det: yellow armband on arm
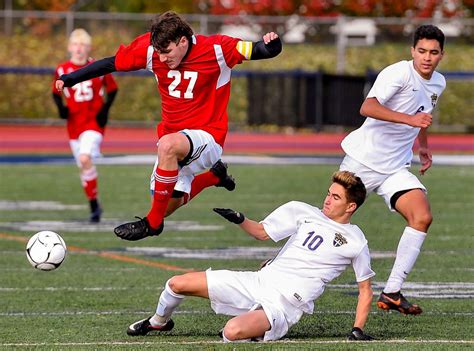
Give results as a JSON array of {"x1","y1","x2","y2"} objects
[{"x1": 236, "y1": 41, "x2": 253, "y2": 60}]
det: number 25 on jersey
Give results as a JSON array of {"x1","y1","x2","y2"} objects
[
  {"x1": 168, "y1": 70, "x2": 198, "y2": 99},
  {"x1": 73, "y1": 81, "x2": 93, "y2": 102}
]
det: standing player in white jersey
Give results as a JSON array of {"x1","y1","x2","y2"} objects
[
  {"x1": 55, "y1": 11, "x2": 282, "y2": 240},
  {"x1": 340, "y1": 25, "x2": 446, "y2": 315},
  {"x1": 126, "y1": 171, "x2": 375, "y2": 342}
]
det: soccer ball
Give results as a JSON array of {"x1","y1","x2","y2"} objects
[{"x1": 26, "y1": 231, "x2": 67, "y2": 271}]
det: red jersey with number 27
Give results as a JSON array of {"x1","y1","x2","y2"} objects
[
  {"x1": 53, "y1": 59, "x2": 118, "y2": 139},
  {"x1": 114, "y1": 33, "x2": 245, "y2": 146}
]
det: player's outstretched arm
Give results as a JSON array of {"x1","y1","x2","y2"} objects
[
  {"x1": 55, "y1": 56, "x2": 116, "y2": 91},
  {"x1": 248, "y1": 32, "x2": 282, "y2": 60},
  {"x1": 360, "y1": 97, "x2": 432, "y2": 128},
  {"x1": 348, "y1": 279, "x2": 374, "y2": 341},
  {"x1": 213, "y1": 208, "x2": 270, "y2": 240}
]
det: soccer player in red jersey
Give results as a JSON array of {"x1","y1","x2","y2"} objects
[
  {"x1": 53, "y1": 29, "x2": 118, "y2": 223},
  {"x1": 55, "y1": 12, "x2": 282, "y2": 240}
]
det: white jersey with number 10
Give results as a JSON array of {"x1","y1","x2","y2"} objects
[{"x1": 259, "y1": 201, "x2": 375, "y2": 314}]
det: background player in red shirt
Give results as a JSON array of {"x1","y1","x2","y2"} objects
[
  {"x1": 53, "y1": 28, "x2": 118, "y2": 223},
  {"x1": 56, "y1": 12, "x2": 282, "y2": 240}
]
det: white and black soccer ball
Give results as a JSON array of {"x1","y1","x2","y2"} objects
[{"x1": 26, "y1": 231, "x2": 67, "y2": 271}]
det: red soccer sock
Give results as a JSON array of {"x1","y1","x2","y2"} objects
[
  {"x1": 189, "y1": 171, "x2": 219, "y2": 200},
  {"x1": 147, "y1": 168, "x2": 178, "y2": 229},
  {"x1": 80, "y1": 167, "x2": 98, "y2": 200}
]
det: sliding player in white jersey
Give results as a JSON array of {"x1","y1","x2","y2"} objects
[
  {"x1": 340, "y1": 25, "x2": 446, "y2": 315},
  {"x1": 126, "y1": 171, "x2": 375, "y2": 342}
]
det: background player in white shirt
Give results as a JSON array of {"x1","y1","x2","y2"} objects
[
  {"x1": 126, "y1": 171, "x2": 375, "y2": 342},
  {"x1": 340, "y1": 25, "x2": 446, "y2": 315}
]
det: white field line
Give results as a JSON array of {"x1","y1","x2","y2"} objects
[
  {"x1": 1, "y1": 282, "x2": 473, "y2": 291},
  {"x1": 0, "y1": 267, "x2": 141, "y2": 271},
  {"x1": 1, "y1": 309, "x2": 472, "y2": 317},
  {"x1": 0, "y1": 286, "x2": 159, "y2": 292},
  {"x1": 124, "y1": 247, "x2": 397, "y2": 259},
  {"x1": 2, "y1": 247, "x2": 471, "y2": 260},
  {"x1": 0, "y1": 220, "x2": 223, "y2": 233},
  {"x1": 1, "y1": 281, "x2": 474, "y2": 300},
  {"x1": 0, "y1": 200, "x2": 86, "y2": 211},
  {"x1": 1, "y1": 339, "x2": 473, "y2": 347},
  {"x1": 3, "y1": 154, "x2": 472, "y2": 166},
  {"x1": 94, "y1": 154, "x2": 474, "y2": 166}
]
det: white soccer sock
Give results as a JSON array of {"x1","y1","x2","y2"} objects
[
  {"x1": 150, "y1": 280, "x2": 185, "y2": 326},
  {"x1": 384, "y1": 226, "x2": 427, "y2": 294}
]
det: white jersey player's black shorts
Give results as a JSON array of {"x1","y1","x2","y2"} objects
[{"x1": 340, "y1": 155, "x2": 426, "y2": 211}]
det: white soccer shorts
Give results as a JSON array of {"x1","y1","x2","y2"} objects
[
  {"x1": 340, "y1": 155, "x2": 426, "y2": 211},
  {"x1": 150, "y1": 129, "x2": 223, "y2": 195},
  {"x1": 69, "y1": 130, "x2": 103, "y2": 167},
  {"x1": 206, "y1": 269, "x2": 304, "y2": 341}
]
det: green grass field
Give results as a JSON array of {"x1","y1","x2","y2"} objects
[{"x1": 0, "y1": 163, "x2": 473, "y2": 350}]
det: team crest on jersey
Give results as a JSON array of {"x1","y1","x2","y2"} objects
[
  {"x1": 431, "y1": 93, "x2": 438, "y2": 107},
  {"x1": 333, "y1": 233, "x2": 347, "y2": 247}
]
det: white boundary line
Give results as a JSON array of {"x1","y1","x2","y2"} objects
[
  {"x1": 1, "y1": 339, "x2": 473, "y2": 347},
  {"x1": 1, "y1": 309, "x2": 472, "y2": 317},
  {"x1": 96, "y1": 154, "x2": 474, "y2": 166},
  {"x1": 2, "y1": 154, "x2": 472, "y2": 166},
  {"x1": 1, "y1": 281, "x2": 473, "y2": 299}
]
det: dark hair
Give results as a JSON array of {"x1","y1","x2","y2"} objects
[
  {"x1": 150, "y1": 11, "x2": 193, "y2": 52},
  {"x1": 413, "y1": 25, "x2": 445, "y2": 51},
  {"x1": 332, "y1": 170, "x2": 367, "y2": 211}
]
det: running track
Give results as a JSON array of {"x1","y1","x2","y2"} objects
[{"x1": 0, "y1": 124, "x2": 473, "y2": 155}]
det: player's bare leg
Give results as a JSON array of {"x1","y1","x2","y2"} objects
[
  {"x1": 166, "y1": 273, "x2": 270, "y2": 342},
  {"x1": 222, "y1": 310, "x2": 270, "y2": 342},
  {"x1": 114, "y1": 133, "x2": 190, "y2": 241},
  {"x1": 165, "y1": 196, "x2": 187, "y2": 217},
  {"x1": 127, "y1": 272, "x2": 207, "y2": 336},
  {"x1": 378, "y1": 189, "x2": 431, "y2": 315},
  {"x1": 79, "y1": 154, "x2": 101, "y2": 223},
  {"x1": 168, "y1": 272, "x2": 209, "y2": 297},
  {"x1": 163, "y1": 160, "x2": 236, "y2": 217},
  {"x1": 395, "y1": 189, "x2": 432, "y2": 233}
]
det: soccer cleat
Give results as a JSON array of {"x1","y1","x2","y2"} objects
[
  {"x1": 89, "y1": 199, "x2": 102, "y2": 223},
  {"x1": 114, "y1": 217, "x2": 163, "y2": 241},
  {"x1": 127, "y1": 316, "x2": 174, "y2": 336},
  {"x1": 377, "y1": 291, "x2": 423, "y2": 315},
  {"x1": 89, "y1": 206, "x2": 102, "y2": 223},
  {"x1": 210, "y1": 160, "x2": 236, "y2": 191}
]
